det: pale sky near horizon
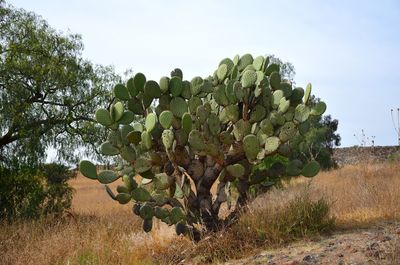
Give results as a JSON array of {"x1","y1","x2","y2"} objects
[{"x1": 9, "y1": 0, "x2": 400, "y2": 148}]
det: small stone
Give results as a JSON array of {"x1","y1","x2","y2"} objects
[
  {"x1": 338, "y1": 253, "x2": 344, "y2": 258},
  {"x1": 367, "y1": 242, "x2": 379, "y2": 250}
]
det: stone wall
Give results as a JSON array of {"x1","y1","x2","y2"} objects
[{"x1": 333, "y1": 146, "x2": 400, "y2": 166}]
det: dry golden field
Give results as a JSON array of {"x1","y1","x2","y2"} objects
[{"x1": 1, "y1": 161, "x2": 400, "y2": 265}]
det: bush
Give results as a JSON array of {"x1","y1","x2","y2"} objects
[{"x1": 0, "y1": 163, "x2": 76, "y2": 220}]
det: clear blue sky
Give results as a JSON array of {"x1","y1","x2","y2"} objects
[{"x1": 10, "y1": 0, "x2": 400, "y2": 147}]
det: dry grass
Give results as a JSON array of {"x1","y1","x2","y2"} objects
[
  {"x1": 311, "y1": 161, "x2": 400, "y2": 228},
  {"x1": 1, "y1": 161, "x2": 400, "y2": 264}
]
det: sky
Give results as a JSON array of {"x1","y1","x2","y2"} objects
[{"x1": 9, "y1": 0, "x2": 400, "y2": 147}]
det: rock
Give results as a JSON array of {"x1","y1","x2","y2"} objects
[
  {"x1": 302, "y1": 254, "x2": 317, "y2": 263},
  {"x1": 367, "y1": 242, "x2": 379, "y2": 250}
]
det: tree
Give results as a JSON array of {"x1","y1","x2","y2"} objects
[
  {"x1": 79, "y1": 54, "x2": 327, "y2": 241},
  {"x1": 0, "y1": 162, "x2": 76, "y2": 220},
  {"x1": 0, "y1": 2, "x2": 118, "y2": 167}
]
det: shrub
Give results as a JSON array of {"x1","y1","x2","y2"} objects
[
  {"x1": 79, "y1": 54, "x2": 327, "y2": 240},
  {"x1": 0, "y1": 163, "x2": 75, "y2": 220}
]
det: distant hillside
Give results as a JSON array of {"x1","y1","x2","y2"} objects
[{"x1": 333, "y1": 146, "x2": 399, "y2": 166}]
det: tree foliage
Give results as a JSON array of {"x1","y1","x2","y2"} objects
[
  {"x1": 0, "y1": 163, "x2": 76, "y2": 220},
  {"x1": 0, "y1": 2, "x2": 118, "y2": 166}
]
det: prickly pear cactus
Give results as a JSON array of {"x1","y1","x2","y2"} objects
[{"x1": 79, "y1": 54, "x2": 326, "y2": 241}]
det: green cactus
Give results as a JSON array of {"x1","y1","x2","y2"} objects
[
  {"x1": 95, "y1": 109, "x2": 113, "y2": 126},
  {"x1": 133, "y1": 73, "x2": 146, "y2": 93},
  {"x1": 169, "y1": 76, "x2": 183, "y2": 97},
  {"x1": 311, "y1": 101, "x2": 327, "y2": 116},
  {"x1": 144, "y1": 80, "x2": 161, "y2": 99},
  {"x1": 241, "y1": 70, "x2": 257, "y2": 88},
  {"x1": 145, "y1": 113, "x2": 157, "y2": 132},
  {"x1": 116, "y1": 193, "x2": 131, "y2": 204},
  {"x1": 79, "y1": 160, "x2": 97, "y2": 180},
  {"x1": 162, "y1": 129, "x2": 174, "y2": 149},
  {"x1": 243, "y1": 134, "x2": 261, "y2": 160},
  {"x1": 113, "y1": 84, "x2": 130, "y2": 100},
  {"x1": 100, "y1": 142, "x2": 119, "y2": 156},
  {"x1": 98, "y1": 170, "x2": 119, "y2": 184},
  {"x1": 181, "y1": 112, "x2": 192, "y2": 134},
  {"x1": 80, "y1": 54, "x2": 326, "y2": 241},
  {"x1": 170, "y1": 97, "x2": 188, "y2": 118}
]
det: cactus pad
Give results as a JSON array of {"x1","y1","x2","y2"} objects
[
  {"x1": 127, "y1": 78, "x2": 138, "y2": 97},
  {"x1": 126, "y1": 131, "x2": 142, "y2": 145},
  {"x1": 145, "y1": 113, "x2": 157, "y2": 132},
  {"x1": 253, "y1": 56, "x2": 264, "y2": 71},
  {"x1": 162, "y1": 129, "x2": 174, "y2": 149},
  {"x1": 100, "y1": 142, "x2": 119, "y2": 156},
  {"x1": 286, "y1": 159, "x2": 303, "y2": 176},
  {"x1": 243, "y1": 134, "x2": 261, "y2": 160},
  {"x1": 141, "y1": 131, "x2": 152, "y2": 150},
  {"x1": 279, "y1": 122, "x2": 297, "y2": 142},
  {"x1": 159, "y1": 76, "x2": 169, "y2": 93},
  {"x1": 311, "y1": 101, "x2": 327, "y2": 115},
  {"x1": 233, "y1": 119, "x2": 251, "y2": 141},
  {"x1": 207, "y1": 113, "x2": 220, "y2": 135},
  {"x1": 302, "y1": 160, "x2": 320, "y2": 177},
  {"x1": 95, "y1": 109, "x2": 113, "y2": 126},
  {"x1": 79, "y1": 160, "x2": 97, "y2": 180},
  {"x1": 188, "y1": 130, "x2": 205, "y2": 151},
  {"x1": 269, "y1": 71, "x2": 281, "y2": 90},
  {"x1": 118, "y1": 111, "x2": 135, "y2": 125},
  {"x1": 238, "y1": 54, "x2": 253, "y2": 71},
  {"x1": 98, "y1": 170, "x2": 119, "y2": 184},
  {"x1": 134, "y1": 157, "x2": 152, "y2": 173},
  {"x1": 181, "y1": 112, "x2": 192, "y2": 134},
  {"x1": 170, "y1": 76, "x2": 183, "y2": 97},
  {"x1": 114, "y1": 84, "x2": 130, "y2": 100},
  {"x1": 217, "y1": 64, "x2": 228, "y2": 81},
  {"x1": 170, "y1": 97, "x2": 188, "y2": 118},
  {"x1": 265, "y1": 136, "x2": 280, "y2": 154},
  {"x1": 159, "y1": 110, "x2": 173, "y2": 129},
  {"x1": 294, "y1": 104, "x2": 311, "y2": 123},
  {"x1": 127, "y1": 97, "x2": 144, "y2": 115},
  {"x1": 133, "y1": 73, "x2": 146, "y2": 93},
  {"x1": 144, "y1": 80, "x2": 161, "y2": 99},
  {"x1": 226, "y1": 164, "x2": 245, "y2": 179},
  {"x1": 116, "y1": 193, "x2": 131, "y2": 204},
  {"x1": 120, "y1": 146, "x2": 136, "y2": 162},
  {"x1": 132, "y1": 187, "x2": 152, "y2": 202},
  {"x1": 171, "y1": 68, "x2": 183, "y2": 79},
  {"x1": 241, "y1": 70, "x2": 257, "y2": 88},
  {"x1": 304, "y1": 83, "x2": 312, "y2": 104}
]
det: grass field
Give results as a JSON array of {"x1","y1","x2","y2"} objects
[{"x1": 1, "y1": 161, "x2": 400, "y2": 264}]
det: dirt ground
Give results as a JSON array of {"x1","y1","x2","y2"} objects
[{"x1": 225, "y1": 222, "x2": 400, "y2": 265}]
